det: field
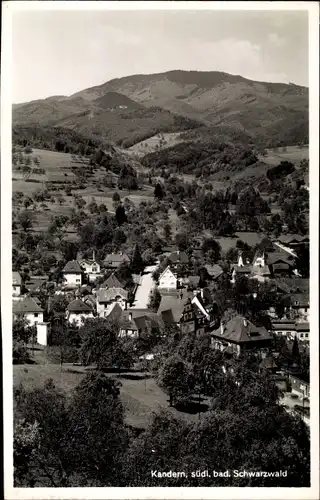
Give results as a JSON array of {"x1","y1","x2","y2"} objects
[
  {"x1": 14, "y1": 357, "x2": 202, "y2": 429},
  {"x1": 12, "y1": 148, "x2": 155, "y2": 232},
  {"x1": 259, "y1": 145, "x2": 308, "y2": 167},
  {"x1": 210, "y1": 231, "x2": 265, "y2": 253},
  {"x1": 127, "y1": 131, "x2": 187, "y2": 156}
]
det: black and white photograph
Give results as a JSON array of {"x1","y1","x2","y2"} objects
[{"x1": 1, "y1": 1, "x2": 319, "y2": 498}]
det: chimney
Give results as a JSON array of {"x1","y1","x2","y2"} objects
[
  {"x1": 220, "y1": 321, "x2": 225, "y2": 335},
  {"x1": 129, "y1": 312, "x2": 132, "y2": 321},
  {"x1": 200, "y1": 288, "x2": 204, "y2": 299},
  {"x1": 93, "y1": 250, "x2": 95, "y2": 262},
  {"x1": 243, "y1": 318, "x2": 247, "y2": 327},
  {"x1": 177, "y1": 250, "x2": 180, "y2": 256}
]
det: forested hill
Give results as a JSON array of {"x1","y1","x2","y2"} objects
[{"x1": 13, "y1": 70, "x2": 308, "y2": 149}]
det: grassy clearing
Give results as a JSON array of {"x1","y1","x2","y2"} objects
[
  {"x1": 259, "y1": 146, "x2": 308, "y2": 167},
  {"x1": 208, "y1": 232, "x2": 265, "y2": 253},
  {"x1": 127, "y1": 131, "x2": 187, "y2": 156},
  {"x1": 13, "y1": 362, "x2": 200, "y2": 429}
]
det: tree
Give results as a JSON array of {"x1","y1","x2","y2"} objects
[
  {"x1": 202, "y1": 238, "x2": 221, "y2": 263},
  {"x1": 154, "y1": 182, "x2": 164, "y2": 200},
  {"x1": 130, "y1": 244, "x2": 144, "y2": 274},
  {"x1": 17, "y1": 210, "x2": 34, "y2": 232},
  {"x1": 163, "y1": 223, "x2": 172, "y2": 241},
  {"x1": 115, "y1": 205, "x2": 127, "y2": 226},
  {"x1": 112, "y1": 192, "x2": 121, "y2": 210},
  {"x1": 157, "y1": 355, "x2": 195, "y2": 407},
  {"x1": 147, "y1": 287, "x2": 161, "y2": 312},
  {"x1": 88, "y1": 197, "x2": 99, "y2": 214},
  {"x1": 79, "y1": 318, "x2": 119, "y2": 369}
]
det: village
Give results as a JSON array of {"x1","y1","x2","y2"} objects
[{"x1": 12, "y1": 230, "x2": 310, "y2": 427}]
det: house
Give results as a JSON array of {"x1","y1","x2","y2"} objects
[
  {"x1": 290, "y1": 292, "x2": 310, "y2": 321},
  {"x1": 12, "y1": 271, "x2": 22, "y2": 297},
  {"x1": 259, "y1": 355, "x2": 279, "y2": 373},
  {"x1": 36, "y1": 322, "x2": 51, "y2": 346},
  {"x1": 204, "y1": 264, "x2": 223, "y2": 281},
  {"x1": 66, "y1": 299, "x2": 94, "y2": 327},
  {"x1": 185, "y1": 275, "x2": 201, "y2": 290},
  {"x1": 157, "y1": 289, "x2": 194, "y2": 325},
  {"x1": 266, "y1": 252, "x2": 294, "y2": 277},
  {"x1": 158, "y1": 266, "x2": 178, "y2": 290},
  {"x1": 167, "y1": 250, "x2": 190, "y2": 274},
  {"x1": 62, "y1": 260, "x2": 83, "y2": 288},
  {"x1": 271, "y1": 319, "x2": 309, "y2": 342},
  {"x1": 289, "y1": 374, "x2": 310, "y2": 399},
  {"x1": 103, "y1": 252, "x2": 130, "y2": 270},
  {"x1": 278, "y1": 234, "x2": 309, "y2": 250},
  {"x1": 12, "y1": 297, "x2": 44, "y2": 327},
  {"x1": 180, "y1": 291, "x2": 217, "y2": 336},
  {"x1": 96, "y1": 287, "x2": 128, "y2": 318},
  {"x1": 251, "y1": 251, "x2": 271, "y2": 282},
  {"x1": 231, "y1": 252, "x2": 252, "y2": 282},
  {"x1": 211, "y1": 316, "x2": 273, "y2": 355},
  {"x1": 79, "y1": 251, "x2": 102, "y2": 283},
  {"x1": 25, "y1": 275, "x2": 48, "y2": 295},
  {"x1": 119, "y1": 310, "x2": 163, "y2": 338}
]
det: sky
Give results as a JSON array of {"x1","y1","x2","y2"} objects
[{"x1": 12, "y1": 9, "x2": 309, "y2": 103}]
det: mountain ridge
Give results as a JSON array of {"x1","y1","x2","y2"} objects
[{"x1": 12, "y1": 69, "x2": 308, "y2": 148}]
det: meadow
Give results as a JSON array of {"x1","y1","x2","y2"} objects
[{"x1": 259, "y1": 145, "x2": 309, "y2": 167}]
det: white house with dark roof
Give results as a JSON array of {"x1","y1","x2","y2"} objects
[
  {"x1": 62, "y1": 260, "x2": 83, "y2": 288},
  {"x1": 12, "y1": 297, "x2": 44, "y2": 327},
  {"x1": 66, "y1": 299, "x2": 94, "y2": 327},
  {"x1": 158, "y1": 266, "x2": 178, "y2": 290},
  {"x1": 12, "y1": 271, "x2": 22, "y2": 297}
]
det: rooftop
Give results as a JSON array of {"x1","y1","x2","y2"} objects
[
  {"x1": 212, "y1": 316, "x2": 272, "y2": 344},
  {"x1": 13, "y1": 297, "x2": 43, "y2": 314},
  {"x1": 63, "y1": 260, "x2": 82, "y2": 274},
  {"x1": 67, "y1": 299, "x2": 93, "y2": 313},
  {"x1": 102, "y1": 272, "x2": 126, "y2": 289},
  {"x1": 97, "y1": 287, "x2": 128, "y2": 302},
  {"x1": 103, "y1": 253, "x2": 130, "y2": 264}
]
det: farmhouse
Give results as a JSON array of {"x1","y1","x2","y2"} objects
[
  {"x1": 12, "y1": 271, "x2": 22, "y2": 297},
  {"x1": 66, "y1": 299, "x2": 94, "y2": 327},
  {"x1": 211, "y1": 316, "x2": 272, "y2": 355},
  {"x1": 119, "y1": 310, "x2": 163, "y2": 338},
  {"x1": 180, "y1": 291, "x2": 216, "y2": 336},
  {"x1": 62, "y1": 260, "x2": 83, "y2": 288},
  {"x1": 12, "y1": 297, "x2": 44, "y2": 327}
]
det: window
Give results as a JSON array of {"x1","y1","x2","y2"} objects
[
  {"x1": 304, "y1": 308, "x2": 308, "y2": 313},
  {"x1": 34, "y1": 313, "x2": 38, "y2": 318},
  {"x1": 305, "y1": 333, "x2": 309, "y2": 339},
  {"x1": 76, "y1": 279, "x2": 80, "y2": 283},
  {"x1": 300, "y1": 333, "x2": 304, "y2": 339},
  {"x1": 92, "y1": 266, "x2": 97, "y2": 272}
]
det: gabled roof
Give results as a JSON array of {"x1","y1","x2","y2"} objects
[
  {"x1": 157, "y1": 289, "x2": 193, "y2": 323},
  {"x1": 168, "y1": 251, "x2": 189, "y2": 264},
  {"x1": 267, "y1": 252, "x2": 293, "y2": 266},
  {"x1": 63, "y1": 260, "x2": 82, "y2": 274},
  {"x1": 12, "y1": 272, "x2": 22, "y2": 285},
  {"x1": 233, "y1": 265, "x2": 252, "y2": 274},
  {"x1": 212, "y1": 316, "x2": 272, "y2": 344},
  {"x1": 279, "y1": 234, "x2": 309, "y2": 245},
  {"x1": 13, "y1": 297, "x2": 43, "y2": 314},
  {"x1": 205, "y1": 264, "x2": 223, "y2": 279},
  {"x1": 67, "y1": 299, "x2": 93, "y2": 313},
  {"x1": 280, "y1": 278, "x2": 309, "y2": 293},
  {"x1": 102, "y1": 272, "x2": 126, "y2": 289},
  {"x1": 106, "y1": 302, "x2": 124, "y2": 322},
  {"x1": 103, "y1": 253, "x2": 130, "y2": 264},
  {"x1": 159, "y1": 266, "x2": 176, "y2": 280},
  {"x1": 97, "y1": 287, "x2": 128, "y2": 302}
]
